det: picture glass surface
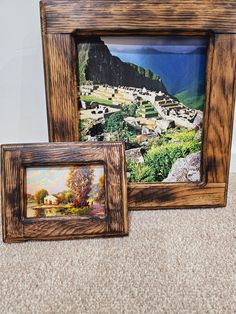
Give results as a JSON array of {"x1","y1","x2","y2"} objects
[
  {"x1": 77, "y1": 36, "x2": 208, "y2": 183},
  {"x1": 26, "y1": 165, "x2": 105, "y2": 218}
]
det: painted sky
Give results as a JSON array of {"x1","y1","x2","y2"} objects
[{"x1": 26, "y1": 165, "x2": 104, "y2": 195}]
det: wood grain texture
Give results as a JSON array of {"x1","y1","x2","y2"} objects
[
  {"x1": 23, "y1": 219, "x2": 106, "y2": 239},
  {"x1": 1, "y1": 150, "x2": 23, "y2": 241},
  {"x1": 1, "y1": 142, "x2": 128, "y2": 243},
  {"x1": 128, "y1": 183, "x2": 226, "y2": 210},
  {"x1": 40, "y1": 1, "x2": 236, "y2": 209},
  {"x1": 41, "y1": 0, "x2": 236, "y2": 34},
  {"x1": 41, "y1": 33, "x2": 79, "y2": 142},
  {"x1": 104, "y1": 143, "x2": 128, "y2": 233},
  {"x1": 204, "y1": 34, "x2": 236, "y2": 184},
  {"x1": 20, "y1": 146, "x2": 104, "y2": 165}
]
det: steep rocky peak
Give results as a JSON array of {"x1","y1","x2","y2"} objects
[{"x1": 78, "y1": 36, "x2": 167, "y2": 93}]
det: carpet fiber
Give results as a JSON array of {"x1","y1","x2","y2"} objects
[{"x1": 0, "y1": 175, "x2": 235, "y2": 314}]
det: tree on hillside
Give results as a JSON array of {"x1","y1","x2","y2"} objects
[
  {"x1": 95, "y1": 175, "x2": 105, "y2": 202},
  {"x1": 122, "y1": 104, "x2": 137, "y2": 117},
  {"x1": 67, "y1": 167, "x2": 94, "y2": 208},
  {"x1": 34, "y1": 189, "x2": 48, "y2": 205},
  {"x1": 104, "y1": 112, "x2": 125, "y2": 133}
]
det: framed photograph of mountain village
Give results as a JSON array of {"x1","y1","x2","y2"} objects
[
  {"x1": 1, "y1": 142, "x2": 128, "y2": 243},
  {"x1": 40, "y1": 0, "x2": 236, "y2": 209}
]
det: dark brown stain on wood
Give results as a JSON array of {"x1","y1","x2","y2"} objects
[
  {"x1": 1, "y1": 142, "x2": 128, "y2": 243},
  {"x1": 40, "y1": 1, "x2": 236, "y2": 210},
  {"x1": 41, "y1": 1, "x2": 236, "y2": 34}
]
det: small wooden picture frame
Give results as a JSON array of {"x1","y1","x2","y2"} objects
[
  {"x1": 1, "y1": 142, "x2": 128, "y2": 243},
  {"x1": 40, "y1": 1, "x2": 236, "y2": 210}
]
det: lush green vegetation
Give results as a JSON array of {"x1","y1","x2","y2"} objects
[
  {"x1": 79, "y1": 118, "x2": 103, "y2": 142},
  {"x1": 79, "y1": 89, "x2": 202, "y2": 183},
  {"x1": 127, "y1": 160, "x2": 156, "y2": 182},
  {"x1": 137, "y1": 101, "x2": 159, "y2": 118},
  {"x1": 60, "y1": 205, "x2": 90, "y2": 216},
  {"x1": 121, "y1": 104, "x2": 137, "y2": 117},
  {"x1": 104, "y1": 111, "x2": 124, "y2": 132},
  {"x1": 128, "y1": 62, "x2": 161, "y2": 81},
  {"x1": 127, "y1": 129, "x2": 201, "y2": 182},
  {"x1": 175, "y1": 91, "x2": 205, "y2": 111},
  {"x1": 104, "y1": 112, "x2": 138, "y2": 143},
  {"x1": 78, "y1": 44, "x2": 89, "y2": 85}
]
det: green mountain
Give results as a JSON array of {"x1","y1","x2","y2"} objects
[
  {"x1": 77, "y1": 36, "x2": 168, "y2": 93},
  {"x1": 175, "y1": 80, "x2": 205, "y2": 111}
]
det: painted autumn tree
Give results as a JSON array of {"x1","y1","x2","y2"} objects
[
  {"x1": 66, "y1": 167, "x2": 94, "y2": 207},
  {"x1": 34, "y1": 189, "x2": 48, "y2": 204},
  {"x1": 95, "y1": 175, "x2": 105, "y2": 202},
  {"x1": 56, "y1": 193, "x2": 66, "y2": 204}
]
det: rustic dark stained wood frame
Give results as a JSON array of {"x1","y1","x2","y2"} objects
[
  {"x1": 40, "y1": 0, "x2": 236, "y2": 210},
  {"x1": 1, "y1": 142, "x2": 128, "y2": 243}
]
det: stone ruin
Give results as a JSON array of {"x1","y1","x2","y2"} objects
[{"x1": 80, "y1": 84, "x2": 203, "y2": 130}]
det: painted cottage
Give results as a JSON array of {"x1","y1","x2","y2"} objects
[{"x1": 44, "y1": 194, "x2": 59, "y2": 205}]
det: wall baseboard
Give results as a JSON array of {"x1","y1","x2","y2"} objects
[{"x1": 230, "y1": 152, "x2": 236, "y2": 173}]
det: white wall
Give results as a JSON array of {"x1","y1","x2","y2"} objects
[
  {"x1": 0, "y1": 0, "x2": 48, "y2": 144},
  {"x1": 0, "y1": 0, "x2": 236, "y2": 172}
]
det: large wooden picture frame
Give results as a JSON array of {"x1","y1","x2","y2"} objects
[
  {"x1": 40, "y1": 0, "x2": 236, "y2": 210},
  {"x1": 1, "y1": 142, "x2": 128, "y2": 243}
]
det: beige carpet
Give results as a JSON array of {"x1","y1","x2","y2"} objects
[{"x1": 0, "y1": 176, "x2": 235, "y2": 314}]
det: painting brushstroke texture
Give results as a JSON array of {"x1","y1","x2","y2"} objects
[
  {"x1": 77, "y1": 36, "x2": 208, "y2": 183},
  {"x1": 26, "y1": 165, "x2": 105, "y2": 218}
]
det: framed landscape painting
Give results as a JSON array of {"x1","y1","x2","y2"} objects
[
  {"x1": 1, "y1": 142, "x2": 128, "y2": 243},
  {"x1": 26, "y1": 165, "x2": 105, "y2": 219},
  {"x1": 40, "y1": 0, "x2": 236, "y2": 210}
]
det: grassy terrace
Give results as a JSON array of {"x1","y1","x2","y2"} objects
[
  {"x1": 138, "y1": 102, "x2": 159, "y2": 118},
  {"x1": 80, "y1": 95, "x2": 121, "y2": 109}
]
